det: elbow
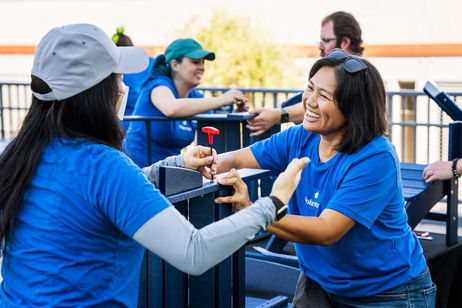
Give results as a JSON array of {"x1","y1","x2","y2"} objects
[
  {"x1": 317, "y1": 234, "x2": 342, "y2": 246},
  {"x1": 162, "y1": 108, "x2": 180, "y2": 118},
  {"x1": 177, "y1": 263, "x2": 210, "y2": 276},
  {"x1": 186, "y1": 267, "x2": 208, "y2": 276}
]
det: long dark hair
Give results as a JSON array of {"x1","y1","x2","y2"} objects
[
  {"x1": 309, "y1": 57, "x2": 387, "y2": 154},
  {"x1": 0, "y1": 73, "x2": 123, "y2": 240}
]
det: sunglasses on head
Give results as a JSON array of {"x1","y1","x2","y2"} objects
[{"x1": 326, "y1": 48, "x2": 367, "y2": 74}]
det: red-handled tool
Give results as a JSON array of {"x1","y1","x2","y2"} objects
[{"x1": 201, "y1": 126, "x2": 220, "y2": 181}]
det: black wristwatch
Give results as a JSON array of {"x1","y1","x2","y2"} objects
[
  {"x1": 270, "y1": 195, "x2": 288, "y2": 221},
  {"x1": 280, "y1": 108, "x2": 289, "y2": 123},
  {"x1": 452, "y1": 158, "x2": 461, "y2": 178}
]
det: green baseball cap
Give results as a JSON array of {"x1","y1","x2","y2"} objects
[{"x1": 165, "y1": 38, "x2": 215, "y2": 63}]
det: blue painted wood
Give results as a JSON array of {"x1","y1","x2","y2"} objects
[
  {"x1": 281, "y1": 92, "x2": 302, "y2": 108},
  {"x1": 189, "y1": 194, "x2": 217, "y2": 308},
  {"x1": 217, "y1": 189, "x2": 233, "y2": 308},
  {"x1": 164, "y1": 200, "x2": 188, "y2": 307},
  {"x1": 197, "y1": 119, "x2": 241, "y2": 154},
  {"x1": 138, "y1": 169, "x2": 272, "y2": 308},
  {"x1": 147, "y1": 254, "x2": 164, "y2": 307},
  {"x1": 246, "y1": 257, "x2": 300, "y2": 300},
  {"x1": 424, "y1": 82, "x2": 462, "y2": 121}
]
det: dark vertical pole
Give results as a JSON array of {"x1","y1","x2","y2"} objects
[
  {"x1": 446, "y1": 121, "x2": 462, "y2": 246},
  {"x1": 145, "y1": 121, "x2": 152, "y2": 166}
]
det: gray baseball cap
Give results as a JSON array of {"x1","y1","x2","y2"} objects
[{"x1": 31, "y1": 24, "x2": 149, "y2": 101}]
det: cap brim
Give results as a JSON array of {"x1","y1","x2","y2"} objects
[
  {"x1": 114, "y1": 46, "x2": 149, "y2": 74},
  {"x1": 185, "y1": 49, "x2": 216, "y2": 61}
]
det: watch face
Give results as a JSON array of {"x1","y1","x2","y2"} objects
[{"x1": 281, "y1": 109, "x2": 289, "y2": 123}]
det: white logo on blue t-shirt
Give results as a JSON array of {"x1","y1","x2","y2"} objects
[{"x1": 305, "y1": 195, "x2": 320, "y2": 208}]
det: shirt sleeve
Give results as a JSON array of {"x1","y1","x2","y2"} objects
[
  {"x1": 86, "y1": 147, "x2": 171, "y2": 237},
  {"x1": 326, "y1": 151, "x2": 401, "y2": 228},
  {"x1": 249, "y1": 127, "x2": 295, "y2": 175}
]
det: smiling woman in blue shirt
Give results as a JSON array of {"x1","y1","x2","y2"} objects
[
  {"x1": 124, "y1": 38, "x2": 248, "y2": 167},
  {"x1": 215, "y1": 49, "x2": 436, "y2": 307}
]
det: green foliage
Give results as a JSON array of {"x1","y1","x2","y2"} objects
[{"x1": 175, "y1": 11, "x2": 302, "y2": 88}]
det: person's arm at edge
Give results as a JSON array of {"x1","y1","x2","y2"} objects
[
  {"x1": 247, "y1": 103, "x2": 304, "y2": 137},
  {"x1": 151, "y1": 86, "x2": 246, "y2": 118},
  {"x1": 143, "y1": 145, "x2": 217, "y2": 187},
  {"x1": 423, "y1": 158, "x2": 462, "y2": 182},
  {"x1": 267, "y1": 209, "x2": 356, "y2": 246},
  {"x1": 133, "y1": 197, "x2": 276, "y2": 276},
  {"x1": 217, "y1": 147, "x2": 260, "y2": 174},
  {"x1": 133, "y1": 157, "x2": 308, "y2": 275}
]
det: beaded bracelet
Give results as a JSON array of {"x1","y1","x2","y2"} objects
[{"x1": 452, "y1": 158, "x2": 461, "y2": 179}]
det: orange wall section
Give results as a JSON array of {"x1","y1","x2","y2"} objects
[{"x1": 1, "y1": 44, "x2": 462, "y2": 57}]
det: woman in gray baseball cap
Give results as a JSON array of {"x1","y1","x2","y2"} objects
[
  {"x1": 0, "y1": 24, "x2": 307, "y2": 307},
  {"x1": 124, "y1": 38, "x2": 248, "y2": 168}
]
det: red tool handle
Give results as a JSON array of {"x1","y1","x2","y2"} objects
[{"x1": 201, "y1": 126, "x2": 220, "y2": 145}]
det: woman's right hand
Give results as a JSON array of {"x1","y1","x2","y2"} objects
[
  {"x1": 219, "y1": 88, "x2": 247, "y2": 107},
  {"x1": 270, "y1": 157, "x2": 310, "y2": 204},
  {"x1": 215, "y1": 169, "x2": 252, "y2": 211}
]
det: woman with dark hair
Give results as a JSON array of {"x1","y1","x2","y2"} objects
[
  {"x1": 0, "y1": 24, "x2": 308, "y2": 307},
  {"x1": 124, "y1": 38, "x2": 248, "y2": 167},
  {"x1": 214, "y1": 49, "x2": 436, "y2": 307}
]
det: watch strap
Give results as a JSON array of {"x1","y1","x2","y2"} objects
[
  {"x1": 280, "y1": 108, "x2": 289, "y2": 123},
  {"x1": 269, "y1": 195, "x2": 288, "y2": 221}
]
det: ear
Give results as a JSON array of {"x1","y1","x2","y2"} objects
[
  {"x1": 170, "y1": 59, "x2": 180, "y2": 72},
  {"x1": 340, "y1": 37, "x2": 352, "y2": 53}
]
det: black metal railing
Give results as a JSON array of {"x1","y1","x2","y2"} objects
[{"x1": 1, "y1": 82, "x2": 462, "y2": 164}]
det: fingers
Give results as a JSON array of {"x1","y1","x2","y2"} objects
[
  {"x1": 284, "y1": 157, "x2": 310, "y2": 180},
  {"x1": 249, "y1": 129, "x2": 265, "y2": 137},
  {"x1": 184, "y1": 145, "x2": 218, "y2": 171},
  {"x1": 216, "y1": 169, "x2": 239, "y2": 185},
  {"x1": 215, "y1": 196, "x2": 239, "y2": 204},
  {"x1": 249, "y1": 108, "x2": 264, "y2": 115},
  {"x1": 235, "y1": 102, "x2": 249, "y2": 112},
  {"x1": 217, "y1": 176, "x2": 239, "y2": 186},
  {"x1": 199, "y1": 166, "x2": 214, "y2": 179}
]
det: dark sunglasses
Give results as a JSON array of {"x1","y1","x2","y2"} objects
[{"x1": 326, "y1": 48, "x2": 367, "y2": 74}]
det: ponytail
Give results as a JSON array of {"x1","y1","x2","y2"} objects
[{"x1": 151, "y1": 55, "x2": 170, "y2": 78}]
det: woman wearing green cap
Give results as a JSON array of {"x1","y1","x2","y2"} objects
[{"x1": 124, "y1": 38, "x2": 248, "y2": 168}]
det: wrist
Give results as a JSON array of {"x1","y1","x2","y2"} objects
[
  {"x1": 452, "y1": 158, "x2": 461, "y2": 178},
  {"x1": 279, "y1": 107, "x2": 289, "y2": 123},
  {"x1": 269, "y1": 195, "x2": 288, "y2": 221}
]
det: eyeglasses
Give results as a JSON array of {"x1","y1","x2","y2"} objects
[
  {"x1": 326, "y1": 48, "x2": 367, "y2": 74},
  {"x1": 319, "y1": 37, "x2": 336, "y2": 45}
]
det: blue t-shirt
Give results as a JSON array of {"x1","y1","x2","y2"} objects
[
  {"x1": 124, "y1": 75, "x2": 203, "y2": 167},
  {"x1": 250, "y1": 125, "x2": 426, "y2": 297},
  {"x1": 121, "y1": 57, "x2": 155, "y2": 130},
  {"x1": 0, "y1": 138, "x2": 170, "y2": 307}
]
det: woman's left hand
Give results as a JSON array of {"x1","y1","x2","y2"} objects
[
  {"x1": 215, "y1": 169, "x2": 252, "y2": 211},
  {"x1": 182, "y1": 146, "x2": 217, "y2": 179},
  {"x1": 234, "y1": 101, "x2": 249, "y2": 112},
  {"x1": 423, "y1": 160, "x2": 452, "y2": 183}
]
